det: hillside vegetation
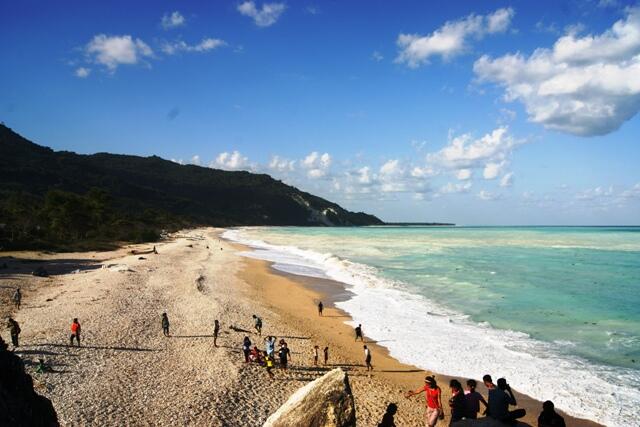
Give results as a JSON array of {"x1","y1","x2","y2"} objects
[{"x1": 0, "y1": 124, "x2": 382, "y2": 250}]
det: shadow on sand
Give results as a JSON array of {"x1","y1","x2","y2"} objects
[{"x1": 30, "y1": 343, "x2": 158, "y2": 352}]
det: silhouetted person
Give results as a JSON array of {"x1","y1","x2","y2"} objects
[
  {"x1": 323, "y1": 346, "x2": 329, "y2": 365},
  {"x1": 364, "y1": 345, "x2": 372, "y2": 371},
  {"x1": 278, "y1": 342, "x2": 291, "y2": 369},
  {"x1": 70, "y1": 318, "x2": 81, "y2": 346},
  {"x1": 464, "y1": 379, "x2": 487, "y2": 419},
  {"x1": 318, "y1": 301, "x2": 323, "y2": 316},
  {"x1": 242, "y1": 336, "x2": 251, "y2": 363},
  {"x1": 355, "y1": 324, "x2": 363, "y2": 341},
  {"x1": 13, "y1": 288, "x2": 21, "y2": 309},
  {"x1": 8, "y1": 318, "x2": 20, "y2": 348},
  {"x1": 378, "y1": 402, "x2": 398, "y2": 427},
  {"x1": 162, "y1": 313, "x2": 170, "y2": 337},
  {"x1": 538, "y1": 400, "x2": 566, "y2": 427},
  {"x1": 252, "y1": 314, "x2": 262, "y2": 336},
  {"x1": 448, "y1": 379, "x2": 466, "y2": 424},
  {"x1": 213, "y1": 319, "x2": 220, "y2": 347},
  {"x1": 484, "y1": 375, "x2": 526, "y2": 425}
]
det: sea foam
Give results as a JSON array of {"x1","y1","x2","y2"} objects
[{"x1": 223, "y1": 228, "x2": 640, "y2": 426}]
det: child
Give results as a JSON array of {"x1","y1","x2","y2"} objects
[
  {"x1": 264, "y1": 351, "x2": 275, "y2": 379},
  {"x1": 378, "y1": 402, "x2": 398, "y2": 427},
  {"x1": 70, "y1": 318, "x2": 81, "y2": 346},
  {"x1": 464, "y1": 379, "x2": 487, "y2": 419}
]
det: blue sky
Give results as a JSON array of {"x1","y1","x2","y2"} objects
[{"x1": 2, "y1": 0, "x2": 640, "y2": 224}]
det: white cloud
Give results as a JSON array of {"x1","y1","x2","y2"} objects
[
  {"x1": 483, "y1": 161, "x2": 505, "y2": 180},
  {"x1": 474, "y1": 7, "x2": 640, "y2": 136},
  {"x1": 440, "y1": 181, "x2": 472, "y2": 194},
  {"x1": 161, "y1": 11, "x2": 186, "y2": 30},
  {"x1": 478, "y1": 190, "x2": 502, "y2": 201},
  {"x1": 371, "y1": 51, "x2": 384, "y2": 62},
  {"x1": 162, "y1": 38, "x2": 226, "y2": 55},
  {"x1": 301, "y1": 151, "x2": 331, "y2": 178},
  {"x1": 238, "y1": 1, "x2": 286, "y2": 27},
  {"x1": 357, "y1": 166, "x2": 373, "y2": 184},
  {"x1": 395, "y1": 7, "x2": 514, "y2": 68},
  {"x1": 86, "y1": 34, "x2": 153, "y2": 71},
  {"x1": 190, "y1": 155, "x2": 201, "y2": 166},
  {"x1": 500, "y1": 172, "x2": 514, "y2": 187},
  {"x1": 75, "y1": 67, "x2": 90, "y2": 78},
  {"x1": 456, "y1": 169, "x2": 471, "y2": 180},
  {"x1": 268, "y1": 155, "x2": 295, "y2": 172},
  {"x1": 411, "y1": 165, "x2": 437, "y2": 178},
  {"x1": 213, "y1": 151, "x2": 250, "y2": 170}
]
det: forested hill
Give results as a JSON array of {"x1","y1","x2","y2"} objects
[{"x1": 0, "y1": 124, "x2": 383, "y2": 250}]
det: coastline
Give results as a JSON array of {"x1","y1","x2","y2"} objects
[{"x1": 233, "y1": 237, "x2": 603, "y2": 427}]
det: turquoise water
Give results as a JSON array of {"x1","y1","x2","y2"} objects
[{"x1": 226, "y1": 226, "x2": 640, "y2": 425}]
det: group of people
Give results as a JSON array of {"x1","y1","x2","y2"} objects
[
  {"x1": 242, "y1": 333, "x2": 291, "y2": 378},
  {"x1": 398, "y1": 374, "x2": 565, "y2": 427}
]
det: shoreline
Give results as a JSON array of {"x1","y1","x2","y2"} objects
[{"x1": 231, "y1": 237, "x2": 603, "y2": 427}]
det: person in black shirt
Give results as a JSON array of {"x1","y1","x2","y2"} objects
[
  {"x1": 448, "y1": 379, "x2": 466, "y2": 424},
  {"x1": 538, "y1": 400, "x2": 566, "y2": 427}
]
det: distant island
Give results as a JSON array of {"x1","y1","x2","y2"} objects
[
  {"x1": 383, "y1": 222, "x2": 455, "y2": 226},
  {"x1": 0, "y1": 124, "x2": 384, "y2": 250}
]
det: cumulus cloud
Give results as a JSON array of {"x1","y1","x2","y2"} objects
[
  {"x1": 213, "y1": 151, "x2": 250, "y2": 170},
  {"x1": 474, "y1": 7, "x2": 640, "y2": 136},
  {"x1": 395, "y1": 7, "x2": 514, "y2": 67},
  {"x1": 162, "y1": 38, "x2": 226, "y2": 55},
  {"x1": 268, "y1": 155, "x2": 295, "y2": 172},
  {"x1": 371, "y1": 51, "x2": 384, "y2": 62},
  {"x1": 75, "y1": 67, "x2": 90, "y2": 78},
  {"x1": 478, "y1": 190, "x2": 502, "y2": 201},
  {"x1": 456, "y1": 169, "x2": 472, "y2": 180},
  {"x1": 500, "y1": 171, "x2": 514, "y2": 187},
  {"x1": 86, "y1": 34, "x2": 153, "y2": 71},
  {"x1": 161, "y1": 11, "x2": 186, "y2": 30},
  {"x1": 237, "y1": 1, "x2": 286, "y2": 27},
  {"x1": 301, "y1": 151, "x2": 331, "y2": 178},
  {"x1": 190, "y1": 155, "x2": 201, "y2": 166},
  {"x1": 440, "y1": 181, "x2": 472, "y2": 194},
  {"x1": 483, "y1": 161, "x2": 505, "y2": 180}
]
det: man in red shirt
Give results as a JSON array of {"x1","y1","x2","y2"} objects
[{"x1": 70, "y1": 318, "x2": 81, "y2": 346}]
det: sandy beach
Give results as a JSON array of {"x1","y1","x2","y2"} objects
[{"x1": 0, "y1": 228, "x2": 602, "y2": 426}]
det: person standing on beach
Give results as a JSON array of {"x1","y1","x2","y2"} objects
[
  {"x1": 364, "y1": 345, "x2": 373, "y2": 371},
  {"x1": 161, "y1": 313, "x2": 170, "y2": 337},
  {"x1": 265, "y1": 336, "x2": 276, "y2": 359},
  {"x1": 263, "y1": 351, "x2": 275, "y2": 379},
  {"x1": 278, "y1": 342, "x2": 291, "y2": 370},
  {"x1": 484, "y1": 375, "x2": 526, "y2": 425},
  {"x1": 405, "y1": 375, "x2": 443, "y2": 427},
  {"x1": 70, "y1": 318, "x2": 81, "y2": 346},
  {"x1": 252, "y1": 315, "x2": 262, "y2": 336},
  {"x1": 13, "y1": 288, "x2": 21, "y2": 309},
  {"x1": 464, "y1": 379, "x2": 487, "y2": 419},
  {"x1": 318, "y1": 301, "x2": 323, "y2": 316},
  {"x1": 8, "y1": 318, "x2": 20, "y2": 348},
  {"x1": 242, "y1": 336, "x2": 252, "y2": 363},
  {"x1": 355, "y1": 324, "x2": 363, "y2": 342},
  {"x1": 213, "y1": 319, "x2": 220, "y2": 347},
  {"x1": 313, "y1": 345, "x2": 319, "y2": 366},
  {"x1": 323, "y1": 346, "x2": 329, "y2": 365}
]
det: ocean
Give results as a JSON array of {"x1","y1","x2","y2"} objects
[{"x1": 222, "y1": 226, "x2": 640, "y2": 426}]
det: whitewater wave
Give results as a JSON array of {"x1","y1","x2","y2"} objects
[{"x1": 223, "y1": 228, "x2": 640, "y2": 426}]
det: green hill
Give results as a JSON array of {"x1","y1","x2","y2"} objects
[{"x1": 0, "y1": 124, "x2": 383, "y2": 250}]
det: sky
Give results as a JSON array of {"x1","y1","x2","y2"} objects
[{"x1": 1, "y1": 0, "x2": 640, "y2": 225}]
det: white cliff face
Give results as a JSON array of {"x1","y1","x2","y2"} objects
[{"x1": 263, "y1": 368, "x2": 356, "y2": 427}]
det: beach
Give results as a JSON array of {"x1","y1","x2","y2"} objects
[{"x1": 1, "y1": 228, "x2": 602, "y2": 426}]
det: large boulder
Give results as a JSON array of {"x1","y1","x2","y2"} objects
[
  {"x1": 264, "y1": 368, "x2": 356, "y2": 427},
  {"x1": 0, "y1": 337, "x2": 59, "y2": 426}
]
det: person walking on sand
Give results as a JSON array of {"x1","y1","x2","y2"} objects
[
  {"x1": 242, "y1": 336, "x2": 252, "y2": 363},
  {"x1": 70, "y1": 318, "x2": 81, "y2": 346},
  {"x1": 278, "y1": 342, "x2": 291, "y2": 370},
  {"x1": 252, "y1": 314, "x2": 262, "y2": 336},
  {"x1": 364, "y1": 345, "x2": 373, "y2": 371},
  {"x1": 13, "y1": 288, "x2": 21, "y2": 309},
  {"x1": 355, "y1": 324, "x2": 363, "y2": 342},
  {"x1": 318, "y1": 301, "x2": 323, "y2": 316},
  {"x1": 213, "y1": 319, "x2": 220, "y2": 347},
  {"x1": 405, "y1": 375, "x2": 443, "y2": 427},
  {"x1": 323, "y1": 346, "x2": 329, "y2": 365},
  {"x1": 161, "y1": 313, "x2": 170, "y2": 337},
  {"x1": 313, "y1": 345, "x2": 319, "y2": 366},
  {"x1": 8, "y1": 318, "x2": 20, "y2": 348},
  {"x1": 464, "y1": 379, "x2": 487, "y2": 419}
]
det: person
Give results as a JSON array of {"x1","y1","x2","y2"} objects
[
  {"x1": 265, "y1": 336, "x2": 276, "y2": 360},
  {"x1": 278, "y1": 342, "x2": 291, "y2": 370},
  {"x1": 448, "y1": 379, "x2": 466, "y2": 424},
  {"x1": 484, "y1": 375, "x2": 526, "y2": 425},
  {"x1": 213, "y1": 319, "x2": 220, "y2": 347},
  {"x1": 538, "y1": 400, "x2": 566, "y2": 427},
  {"x1": 405, "y1": 375, "x2": 443, "y2": 427},
  {"x1": 263, "y1": 351, "x2": 275, "y2": 378},
  {"x1": 378, "y1": 402, "x2": 398, "y2": 427},
  {"x1": 313, "y1": 345, "x2": 320, "y2": 365},
  {"x1": 464, "y1": 379, "x2": 487, "y2": 419},
  {"x1": 318, "y1": 301, "x2": 323, "y2": 316},
  {"x1": 70, "y1": 318, "x2": 81, "y2": 346},
  {"x1": 13, "y1": 288, "x2": 21, "y2": 309},
  {"x1": 242, "y1": 336, "x2": 252, "y2": 363},
  {"x1": 35, "y1": 358, "x2": 51, "y2": 374},
  {"x1": 323, "y1": 346, "x2": 329, "y2": 365},
  {"x1": 364, "y1": 345, "x2": 373, "y2": 371},
  {"x1": 252, "y1": 314, "x2": 262, "y2": 336},
  {"x1": 250, "y1": 345, "x2": 262, "y2": 363},
  {"x1": 8, "y1": 318, "x2": 20, "y2": 348},
  {"x1": 355, "y1": 324, "x2": 363, "y2": 342},
  {"x1": 161, "y1": 313, "x2": 170, "y2": 337}
]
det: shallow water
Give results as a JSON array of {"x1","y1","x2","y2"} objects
[{"x1": 223, "y1": 226, "x2": 640, "y2": 426}]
